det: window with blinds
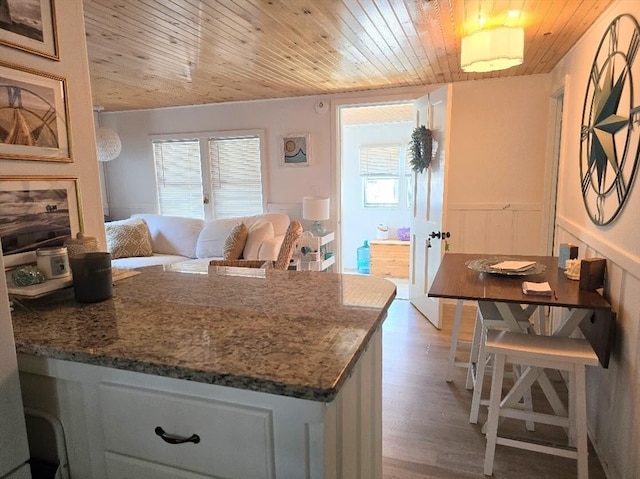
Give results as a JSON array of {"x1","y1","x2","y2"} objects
[
  {"x1": 209, "y1": 136, "x2": 263, "y2": 218},
  {"x1": 152, "y1": 133, "x2": 264, "y2": 219},
  {"x1": 359, "y1": 145, "x2": 402, "y2": 207},
  {"x1": 153, "y1": 139, "x2": 204, "y2": 218}
]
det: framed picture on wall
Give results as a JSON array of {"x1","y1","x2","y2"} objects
[
  {"x1": 0, "y1": 176, "x2": 81, "y2": 267},
  {"x1": 0, "y1": 0, "x2": 59, "y2": 60},
  {"x1": 0, "y1": 61, "x2": 71, "y2": 162},
  {"x1": 280, "y1": 133, "x2": 310, "y2": 167}
]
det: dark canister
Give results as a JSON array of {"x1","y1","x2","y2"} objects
[{"x1": 70, "y1": 252, "x2": 113, "y2": 303}]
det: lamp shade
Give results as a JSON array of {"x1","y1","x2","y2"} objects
[
  {"x1": 461, "y1": 26, "x2": 524, "y2": 73},
  {"x1": 96, "y1": 127, "x2": 122, "y2": 162},
  {"x1": 302, "y1": 196, "x2": 330, "y2": 221}
]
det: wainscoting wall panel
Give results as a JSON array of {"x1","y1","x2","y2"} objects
[
  {"x1": 555, "y1": 215, "x2": 640, "y2": 479},
  {"x1": 446, "y1": 202, "x2": 543, "y2": 255}
]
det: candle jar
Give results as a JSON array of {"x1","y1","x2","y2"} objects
[{"x1": 36, "y1": 246, "x2": 71, "y2": 279}]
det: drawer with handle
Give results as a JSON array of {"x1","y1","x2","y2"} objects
[{"x1": 99, "y1": 383, "x2": 275, "y2": 479}]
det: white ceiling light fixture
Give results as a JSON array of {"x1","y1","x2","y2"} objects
[
  {"x1": 461, "y1": 26, "x2": 524, "y2": 73},
  {"x1": 94, "y1": 106, "x2": 121, "y2": 162}
]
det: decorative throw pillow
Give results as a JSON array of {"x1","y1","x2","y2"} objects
[
  {"x1": 105, "y1": 220, "x2": 153, "y2": 259},
  {"x1": 243, "y1": 221, "x2": 274, "y2": 259},
  {"x1": 223, "y1": 223, "x2": 248, "y2": 260}
]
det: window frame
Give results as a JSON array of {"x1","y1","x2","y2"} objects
[
  {"x1": 359, "y1": 142, "x2": 412, "y2": 209},
  {"x1": 149, "y1": 129, "x2": 268, "y2": 220}
]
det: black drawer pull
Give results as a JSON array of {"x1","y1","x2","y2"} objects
[{"x1": 154, "y1": 426, "x2": 200, "y2": 445}]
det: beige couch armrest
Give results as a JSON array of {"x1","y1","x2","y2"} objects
[{"x1": 257, "y1": 235, "x2": 284, "y2": 261}]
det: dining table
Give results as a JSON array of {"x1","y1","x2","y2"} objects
[{"x1": 427, "y1": 252, "x2": 616, "y2": 421}]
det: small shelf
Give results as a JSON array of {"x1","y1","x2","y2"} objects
[
  {"x1": 301, "y1": 255, "x2": 335, "y2": 272},
  {"x1": 296, "y1": 232, "x2": 335, "y2": 272}
]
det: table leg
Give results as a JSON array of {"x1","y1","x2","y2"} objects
[{"x1": 446, "y1": 299, "x2": 464, "y2": 382}]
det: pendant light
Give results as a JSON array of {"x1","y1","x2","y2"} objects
[{"x1": 94, "y1": 106, "x2": 121, "y2": 162}]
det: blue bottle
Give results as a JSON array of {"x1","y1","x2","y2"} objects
[{"x1": 357, "y1": 240, "x2": 370, "y2": 274}]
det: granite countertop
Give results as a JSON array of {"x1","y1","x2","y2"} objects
[{"x1": 11, "y1": 264, "x2": 396, "y2": 402}]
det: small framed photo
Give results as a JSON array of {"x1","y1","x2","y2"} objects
[
  {"x1": 0, "y1": 176, "x2": 81, "y2": 267},
  {"x1": 0, "y1": 61, "x2": 71, "y2": 162},
  {"x1": 0, "y1": 0, "x2": 59, "y2": 60},
  {"x1": 281, "y1": 133, "x2": 310, "y2": 167}
]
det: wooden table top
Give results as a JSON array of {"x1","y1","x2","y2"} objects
[{"x1": 428, "y1": 253, "x2": 611, "y2": 311}]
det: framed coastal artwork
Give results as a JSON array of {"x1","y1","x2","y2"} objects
[
  {"x1": 0, "y1": 61, "x2": 71, "y2": 162},
  {"x1": 0, "y1": 176, "x2": 81, "y2": 267},
  {"x1": 0, "y1": 0, "x2": 59, "y2": 60},
  {"x1": 281, "y1": 133, "x2": 310, "y2": 167}
]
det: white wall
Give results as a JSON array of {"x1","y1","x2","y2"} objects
[
  {"x1": 102, "y1": 96, "x2": 333, "y2": 223},
  {"x1": 0, "y1": 2, "x2": 106, "y2": 249},
  {"x1": 341, "y1": 121, "x2": 412, "y2": 269},
  {"x1": 446, "y1": 74, "x2": 552, "y2": 255},
  {"x1": 550, "y1": 1, "x2": 640, "y2": 477}
]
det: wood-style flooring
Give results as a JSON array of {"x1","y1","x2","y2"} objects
[{"x1": 381, "y1": 299, "x2": 607, "y2": 479}]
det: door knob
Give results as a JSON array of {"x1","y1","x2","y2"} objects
[{"x1": 429, "y1": 231, "x2": 451, "y2": 240}]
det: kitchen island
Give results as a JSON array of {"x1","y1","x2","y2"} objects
[{"x1": 12, "y1": 263, "x2": 395, "y2": 479}]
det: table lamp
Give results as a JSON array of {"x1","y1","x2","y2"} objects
[{"x1": 302, "y1": 196, "x2": 330, "y2": 236}]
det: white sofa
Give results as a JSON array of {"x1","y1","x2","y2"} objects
[{"x1": 108, "y1": 213, "x2": 290, "y2": 269}]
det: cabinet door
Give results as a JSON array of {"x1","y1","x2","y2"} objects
[{"x1": 106, "y1": 452, "x2": 212, "y2": 479}]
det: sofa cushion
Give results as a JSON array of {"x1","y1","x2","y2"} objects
[
  {"x1": 243, "y1": 221, "x2": 274, "y2": 259},
  {"x1": 132, "y1": 214, "x2": 204, "y2": 258},
  {"x1": 105, "y1": 219, "x2": 153, "y2": 259},
  {"x1": 195, "y1": 218, "x2": 242, "y2": 259},
  {"x1": 243, "y1": 213, "x2": 290, "y2": 236},
  {"x1": 223, "y1": 223, "x2": 248, "y2": 260}
]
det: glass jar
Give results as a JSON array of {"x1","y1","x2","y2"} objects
[{"x1": 36, "y1": 246, "x2": 71, "y2": 279}]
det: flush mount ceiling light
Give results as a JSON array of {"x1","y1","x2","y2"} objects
[{"x1": 461, "y1": 26, "x2": 524, "y2": 73}]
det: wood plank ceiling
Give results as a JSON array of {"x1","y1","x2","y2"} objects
[{"x1": 83, "y1": 0, "x2": 615, "y2": 112}]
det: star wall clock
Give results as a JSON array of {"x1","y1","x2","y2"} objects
[{"x1": 580, "y1": 13, "x2": 640, "y2": 226}]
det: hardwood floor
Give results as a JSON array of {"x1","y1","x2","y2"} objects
[{"x1": 381, "y1": 299, "x2": 607, "y2": 479}]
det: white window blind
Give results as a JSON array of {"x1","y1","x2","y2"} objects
[
  {"x1": 209, "y1": 136, "x2": 263, "y2": 218},
  {"x1": 359, "y1": 145, "x2": 401, "y2": 176},
  {"x1": 360, "y1": 145, "x2": 401, "y2": 207},
  {"x1": 153, "y1": 139, "x2": 204, "y2": 218}
]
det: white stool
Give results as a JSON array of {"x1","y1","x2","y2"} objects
[
  {"x1": 469, "y1": 301, "x2": 536, "y2": 427},
  {"x1": 483, "y1": 330, "x2": 599, "y2": 479}
]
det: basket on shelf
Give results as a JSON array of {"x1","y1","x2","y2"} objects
[{"x1": 397, "y1": 227, "x2": 410, "y2": 241}]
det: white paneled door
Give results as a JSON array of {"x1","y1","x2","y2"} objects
[{"x1": 409, "y1": 86, "x2": 449, "y2": 329}]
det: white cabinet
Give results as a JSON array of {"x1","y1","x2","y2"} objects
[
  {"x1": 17, "y1": 325, "x2": 383, "y2": 479},
  {"x1": 297, "y1": 232, "x2": 335, "y2": 272}
]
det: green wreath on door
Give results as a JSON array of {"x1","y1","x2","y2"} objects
[{"x1": 409, "y1": 126, "x2": 434, "y2": 173}]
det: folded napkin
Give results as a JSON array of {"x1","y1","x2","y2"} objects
[
  {"x1": 522, "y1": 281, "x2": 552, "y2": 296},
  {"x1": 491, "y1": 260, "x2": 536, "y2": 272}
]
